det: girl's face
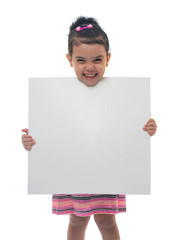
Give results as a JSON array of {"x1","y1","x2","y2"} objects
[{"x1": 66, "y1": 44, "x2": 111, "y2": 87}]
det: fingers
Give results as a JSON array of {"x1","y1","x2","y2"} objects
[
  {"x1": 144, "y1": 128, "x2": 156, "y2": 136},
  {"x1": 143, "y1": 118, "x2": 157, "y2": 136},
  {"x1": 21, "y1": 128, "x2": 28, "y2": 134},
  {"x1": 143, "y1": 124, "x2": 156, "y2": 130},
  {"x1": 143, "y1": 118, "x2": 157, "y2": 128},
  {"x1": 21, "y1": 128, "x2": 36, "y2": 151}
]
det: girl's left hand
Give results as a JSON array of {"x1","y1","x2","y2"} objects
[{"x1": 143, "y1": 118, "x2": 157, "y2": 136}]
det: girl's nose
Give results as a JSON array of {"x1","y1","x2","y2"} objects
[{"x1": 86, "y1": 63, "x2": 95, "y2": 71}]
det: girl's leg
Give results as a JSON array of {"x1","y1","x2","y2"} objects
[
  {"x1": 94, "y1": 214, "x2": 120, "y2": 240},
  {"x1": 67, "y1": 214, "x2": 91, "y2": 240}
]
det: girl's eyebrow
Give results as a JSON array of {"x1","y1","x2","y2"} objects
[
  {"x1": 75, "y1": 56, "x2": 85, "y2": 59},
  {"x1": 75, "y1": 55, "x2": 104, "y2": 59},
  {"x1": 94, "y1": 55, "x2": 104, "y2": 58}
]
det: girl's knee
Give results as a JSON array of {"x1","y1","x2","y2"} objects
[
  {"x1": 93, "y1": 214, "x2": 116, "y2": 230},
  {"x1": 69, "y1": 214, "x2": 91, "y2": 228}
]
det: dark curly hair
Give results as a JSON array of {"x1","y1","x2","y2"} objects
[{"x1": 68, "y1": 16, "x2": 110, "y2": 56}]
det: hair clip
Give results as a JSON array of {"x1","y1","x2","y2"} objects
[{"x1": 76, "y1": 24, "x2": 93, "y2": 32}]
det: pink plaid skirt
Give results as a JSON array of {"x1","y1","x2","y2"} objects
[{"x1": 52, "y1": 194, "x2": 126, "y2": 216}]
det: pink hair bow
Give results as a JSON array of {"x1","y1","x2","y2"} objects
[{"x1": 76, "y1": 24, "x2": 93, "y2": 32}]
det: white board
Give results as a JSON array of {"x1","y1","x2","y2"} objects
[{"x1": 28, "y1": 77, "x2": 150, "y2": 194}]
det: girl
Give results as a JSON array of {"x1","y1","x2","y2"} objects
[{"x1": 21, "y1": 16, "x2": 157, "y2": 240}]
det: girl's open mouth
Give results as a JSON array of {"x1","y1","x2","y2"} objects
[{"x1": 83, "y1": 73, "x2": 98, "y2": 79}]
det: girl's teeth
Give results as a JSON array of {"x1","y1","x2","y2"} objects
[{"x1": 85, "y1": 74, "x2": 96, "y2": 77}]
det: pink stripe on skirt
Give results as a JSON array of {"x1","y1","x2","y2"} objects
[{"x1": 52, "y1": 194, "x2": 126, "y2": 216}]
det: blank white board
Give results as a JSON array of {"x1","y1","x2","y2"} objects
[{"x1": 28, "y1": 77, "x2": 150, "y2": 194}]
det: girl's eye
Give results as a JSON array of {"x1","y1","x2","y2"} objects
[
  {"x1": 95, "y1": 58, "x2": 102, "y2": 62},
  {"x1": 77, "y1": 59, "x2": 84, "y2": 62}
]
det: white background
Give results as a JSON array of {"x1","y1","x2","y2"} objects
[{"x1": 0, "y1": 0, "x2": 170, "y2": 239}]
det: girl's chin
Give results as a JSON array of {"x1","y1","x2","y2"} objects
[
  {"x1": 79, "y1": 78, "x2": 100, "y2": 86},
  {"x1": 77, "y1": 74, "x2": 102, "y2": 86}
]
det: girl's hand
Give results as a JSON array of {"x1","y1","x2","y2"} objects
[
  {"x1": 143, "y1": 118, "x2": 157, "y2": 136},
  {"x1": 21, "y1": 128, "x2": 36, "y2": 151}
]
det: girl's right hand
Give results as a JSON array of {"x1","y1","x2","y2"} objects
[{"x1": 21, "y1": 128, "x2": 36, "y2": 151}]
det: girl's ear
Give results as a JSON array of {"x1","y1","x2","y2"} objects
[
  {"x1": 106, "y1": 53, "x2": 111, "y2": 66},
  {"x1": 66, "y1": 54, "x2": 73, "y2": 67}
]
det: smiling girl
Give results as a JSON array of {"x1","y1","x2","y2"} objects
[
  {"x1": 66, "y1": 43, "x2": 111, "y2": 86},
  {"x1": 21, "y1": 16, "x2": 157, "y2": 240}
]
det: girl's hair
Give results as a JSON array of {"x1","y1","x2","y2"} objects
[{"x1": 68, "y1": 16, "x2": 110, "y2": 56}]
